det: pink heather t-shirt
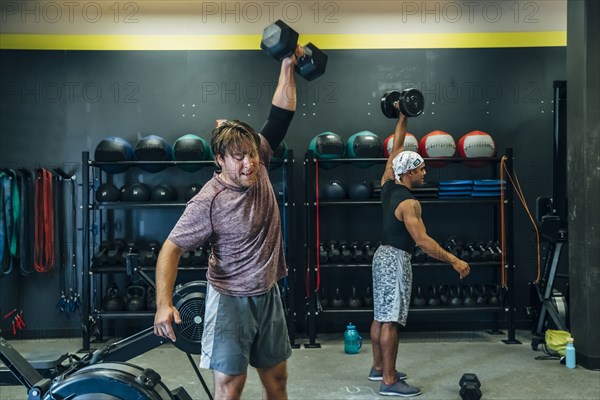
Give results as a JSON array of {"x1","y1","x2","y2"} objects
[{"x1": 168, "y1": 136, "x2": 286, "y2": 296}]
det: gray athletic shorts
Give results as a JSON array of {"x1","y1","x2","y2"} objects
[
  {"x1": 199, "y1": 283, "x2": 292, "y2": 375},
  {"x1": 372, "y1": 245, "x2": 413, "y2": 326}
]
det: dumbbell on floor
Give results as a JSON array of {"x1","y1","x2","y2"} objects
[
  {"x1": 381, "y1": 89, "x2": 425, "y2": 118},
  {"x1": 261, "y1": 19, "x2": 328, "y2": 81},
  {"x1": 459, "y1": 373, "x2": 482, "y2": 400}
]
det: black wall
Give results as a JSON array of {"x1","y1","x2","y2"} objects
[{"x1": 0, "y1": 47, "x2": 565, "y2": 338}]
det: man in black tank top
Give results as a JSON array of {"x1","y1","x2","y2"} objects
[{"x1": 369, "y1": 110, "x2": 470, "y2": 397}]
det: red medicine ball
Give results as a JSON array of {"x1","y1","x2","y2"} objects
[
  {"x1": 383, "y1": 133, "x2": 418, "y2": 157},
  {"x1": 418, "y1": 130, "x2": 456, "y2": 167},
  {"x1": 458, "y1": 130, "x2": 496, "y2": 167}
]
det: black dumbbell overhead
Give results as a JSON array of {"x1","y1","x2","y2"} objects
[
  {"x1": 261, "y1": 19, "x2": 328, "y2": 81},
  {"x1": 381, "y1": 89, "x2": 425, "y2": 118}
]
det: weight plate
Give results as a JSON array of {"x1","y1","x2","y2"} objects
[{"x1": 381, "y1": 90, "x2": 401, "y2": 118}]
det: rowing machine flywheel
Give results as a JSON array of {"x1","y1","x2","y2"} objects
[{"x1": 171, "y1": 281, "x2": 207, "y2": 355}]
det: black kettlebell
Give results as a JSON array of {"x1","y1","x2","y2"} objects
[
  {"x1": 363, "y1": 241, "x2": 375, "y2": 262},
  {"x1": 439, "y1": 284, "x2": 450, "y2": 306},
  {"x1": 327, "y1": 241, "x2": 341, "y2": 263},
  {"x1": 413, "y1": 286, "x2": 427, "y2": 307},
  {"x1": 319, "y1": 242, "x2": 329, "y2": 263},
  {"x1": 463, "y1": 285, "x2": 476, "y2": 306},
  {"x1": 339, "y1": 241, "x2": 352, "y2": 263},
  {"x1": 487, "y1": 284, "x2": 501, "y2": 306},
  {"x1": 124, "y1": 285, "x2": 146, "y2": 311},
  {"x1": 474, "y1": 284, "x2": 488, "y2": 305},
  {"x1": 364, "y1": 286, "x2": 373, "y2": 307},
  {"x1": 103, "y1": 283, "x2": 123, "y2": 311},
  {"x1": 146, "y1": 287, "x2": 157, "y2": 311},
  {"x1": 348, "y1": 286, "x2": 363, "y2": 308},
  {"x1": 350, "y1": 242, "x2": 364, "y2": 263},
  {"x1": 427, "y1": 285, "x2": 441, "y2": 306},
  {"x1": 449, "y1": 285, "x2": 463, "y2": 306},
  {"x1": 332, "y1": 288, "x2": 345, "y2": 307}
]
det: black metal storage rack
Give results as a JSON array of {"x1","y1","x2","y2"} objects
[
  {"x1": 81, "y1": 151, "x2": 298, "y2": 350},
  {"x1": 303, "y1": 149, "x2": 517, "y2": 348}
]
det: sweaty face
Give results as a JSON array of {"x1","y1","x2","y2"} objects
[{"x1": 217, "y1": 143, "x2": 259, "y2": 189}]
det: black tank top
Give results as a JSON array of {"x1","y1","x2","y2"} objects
[{"x1": 381, "y1": 180, "x2": 417, "y2": 252}]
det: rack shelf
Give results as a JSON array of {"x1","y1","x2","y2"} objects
[
  {"x1": 82, "y1": 151, "x2": 299, "y2": 350},
  {"x1": 303, "y1": 149, "x2": 517, "y2": 347}
]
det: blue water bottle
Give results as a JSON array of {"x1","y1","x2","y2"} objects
[
  {"x1": 344, "y1": 323, "x2": 362, "y2": 354},
  {"x1": 566, "y1": 337, "x2": 576, "y2": 369}
]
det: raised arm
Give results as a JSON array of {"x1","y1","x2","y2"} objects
[
  {"x1": 260, "y1": 46, "x2": 302, "y2": 151},
  {"x1": 399, "y1": 199, "x2": 470, "y2": 279},
  {"x1": 381, "y1": 112, "x2": 408, "y2": 185}
]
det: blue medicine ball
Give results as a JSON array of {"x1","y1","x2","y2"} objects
[
  {"x1": 135, "y1": 135, "x2": 173, "y2": 173},
  {"x1": 173, "y1": 134, "x2": 210, "y2": 172},
  {"x1": 94, "y1": 136, "x2": 135, "y2": 174}
]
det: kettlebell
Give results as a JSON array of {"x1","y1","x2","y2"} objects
[
  {"x1": 427, "y1": 285, "x2": 441, "y2": 306},
  {"x1": 364, "y1": 286, "x2": 373, "y2": 307},
  {"x1": 413, "y1": 286, "x2": 427, "y2": 307},
  {"x1": 146, "y1": 287, "x2": 157, "y2": 311},
  {"x1": 348, "y1": 286, "x2": 363, "y2": 308},
  {"x1": 102, "y1": 283, "x2": 123, "y2": 311},
  {"x1": 487, "y1": 284, "x2": 501, "y2": 306},
  {"x1": 350, "y1": 242, "x2": 364, "y2": 262},
  {"x1": 327, "y1": 241, "x2": 341, "y2": 263},
  {"x1": 463, "y1": 285, "x2": 476, "y2": 306},
  {"x1": 474, "y1": 284, "x2": 488, "y2": 305},
  {"x1": 363, "y1": 241, "x2": 375, "y2": 262},
  {"x1": 332, "y1": 287, "x2": 345, "y2": 308},
  {"x1": 449, "y1": 285, "x2": 463, "y2": 306},
  {"x1": 439, "y1": 284, "x2": 450, "y2": 306},
  {"x1": 339, "y1": 241, "x2": 352, "y2": 263},
  {"x1": 124, "y1": 285, "x2": 146, "y2": 311},
  {"x1": 319, "y1": 243, "x2": 329, "y2": 263}
]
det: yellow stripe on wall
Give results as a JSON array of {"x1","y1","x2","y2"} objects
[{"x1": 0, "y1": 31, "x2": 566, "y2": 51}]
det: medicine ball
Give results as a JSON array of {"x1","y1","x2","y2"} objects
[
  {"x1": 183, "y1": 183, "x2": 202, "y2": 201},
  {"x1": 321, "y1": 180, "x2": 346, "y2": 200},
  {"x1": 383, "y1": 133, "x2": 419, "y2": 157},
  {"x1": 348, "y1": 181, "x2": 372, "y2": 200},
  {"x1": 346, "y1": 131, "x2": 383, "y2": 158},
  {"x1": 418, "y1": 130, "x2": 456, "y2": 168},
  {"x1": 94, "y1": 136, "x2": 135, "y2": 174},
  {"x1": 120, "y1": 182, "x2": 151, "y2": 202},
  {"x1": 151, "y1": 184, "x2": 177, "y2": 202},
  {"x1": 135, "y1": 135, "x2": 173, "y2": 172},
  {"x1": 309, "y1": 132, "x2": 345, "y2": 169},
  {"x1": 458, "y1": 130, "x2": 496, "y2": 168},
  {"x1": 95, "y1": 183, "x2": 120, "y2": 202},
  {"x1": 173, "y1": 134, "x2": 210, "y2": 172}
]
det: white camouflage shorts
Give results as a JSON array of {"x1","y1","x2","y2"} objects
[{"x1": 372, "y1": 245, "x2": 413, "y2": 326}]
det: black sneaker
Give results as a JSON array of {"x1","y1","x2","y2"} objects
[
  {"x1": 368, "y1": 367, "x2": 407, "y2": 381},
  {"x1": 379, "y1": 381, "x2": 422, "y2": 397}
]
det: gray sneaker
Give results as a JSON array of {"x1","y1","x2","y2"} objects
[
  {"x1": 368, "y1": 367, "x2": 407, "y2": 381},
  {"x1": 379, "y1": 381, "x2": 422, "y2": 397}
]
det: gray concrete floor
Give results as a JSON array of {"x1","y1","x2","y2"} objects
[{"x1": 1, "y1": 330, "x2": 599, "y2": 399}]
